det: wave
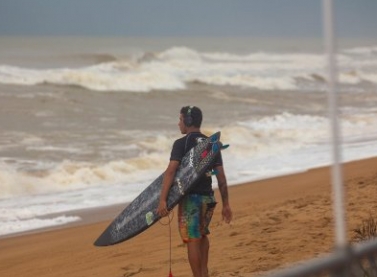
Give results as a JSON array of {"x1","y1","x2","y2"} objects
[
  {"x1": 342, "y1": 46, "x2": 377, "y2": 55},
  {"x1": 0, "y1": 215, "x2": 80, "y2": 236},
  {"x1": 1, "y1": 110, "x2": 377, "y2": 200},
  {"x1": 0, "y1": 155, "x2": 167, "y2": 199},
  {"x1": 67, "y1": 53, "x2": 118, "y2": 64},
  {"x1": 1, "y1": 46, "x2": 377, "y2": 92},
  {"x1": 1, "y1": 110, "x2": 377, "y2": 236}
]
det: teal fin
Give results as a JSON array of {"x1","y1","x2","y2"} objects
[
  {"x1": 211, "y1": 169, "x2": 219, "y2": 175},
  {"x1": 221, "y1": 143, "x2": 230, "y2": 150}
]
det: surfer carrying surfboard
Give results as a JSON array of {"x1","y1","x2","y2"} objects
[{"x1": 157, "y1": 106, "x2": 233, "y2": 277}]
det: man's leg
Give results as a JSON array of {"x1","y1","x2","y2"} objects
[
  {"x1": 200, "y1": 236, "x2": 210, "y2": 277},
  {"x1": 187, "y1": 239, "x2": 203, "y2": 277},
  {"x1": 187, "y1": 236, "x2": 210, "y2": 277}
]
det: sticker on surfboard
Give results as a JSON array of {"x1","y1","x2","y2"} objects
[{"x1": 145, "y1": 211, "x2": 154, "y2": 225}]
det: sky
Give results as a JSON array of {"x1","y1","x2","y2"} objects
[{"x1": 0, "y1": 0, "x2": 376, "y2": 38}]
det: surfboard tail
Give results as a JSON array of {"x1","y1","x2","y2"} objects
[{"x1": 94, "y1": 232, "x2": 112, "y2": 246}]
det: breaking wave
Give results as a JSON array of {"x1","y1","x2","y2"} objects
[{"x1": 1, "y1": 46, "x2": 376, "y2": 92}]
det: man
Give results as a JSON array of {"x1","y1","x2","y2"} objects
[{"x1": 157, "y1": 106, "x2": 232, "y2": 277}]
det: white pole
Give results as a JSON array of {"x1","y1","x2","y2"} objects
[{"x1": 322, "y1": 0, "x2": 347, "y2": 247}]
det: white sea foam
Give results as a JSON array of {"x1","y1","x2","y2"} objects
[
  {"x1": 220, "y1": 111, "x2": 377, "y2": 185},
  {"x1": 342, "y1": 46, "x2": 377, "y2": 55},
  {"x1": 0, "y1": 112, "x2": 376, "y2": 201},
  {"x1": 1, "y1": 46, "x2": 377, "y2": 92},
  {"x1": 0, "y1": 215, "x2": 81, "y2": 236},
  {"x1": 1, "y1": 111, "x2": 377, "y2": 237},
  {"x1": 0, "y1": 152, "x2": 167, "y2": 200}
]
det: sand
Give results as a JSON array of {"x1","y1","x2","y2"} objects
[{"x1": 0, "y1": 157, "x2": 376, "y2": 277}]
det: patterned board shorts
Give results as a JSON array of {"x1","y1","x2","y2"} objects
[{"x1": 178, "y1": 194, "x2": 217, "y2": 243}]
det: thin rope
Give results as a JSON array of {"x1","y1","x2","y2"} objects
[{"x1": 159, "y1": 211, "x2": 174, "y2": 277}]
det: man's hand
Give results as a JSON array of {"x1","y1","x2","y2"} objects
[
  {"x1": 222, "y1": 204, "x2": 232, "y2": 224},
  {"x1": 157, "y1": 161, "x2": 179, "y2": 217},
  {"x1": 157, "y1": 200, "x2": 169, "y2": 217}
]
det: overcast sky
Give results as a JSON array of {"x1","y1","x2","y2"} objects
[{"x1": 0, "y1": 0, "x2": 376, "y2": 37}]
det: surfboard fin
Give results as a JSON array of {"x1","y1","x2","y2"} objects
[
  {"x1": 210, "y1": 169, "x2": 219, "y2": 175},
  {"x1": 221, "y1": 143, "x2": 230, "y2": 150}
]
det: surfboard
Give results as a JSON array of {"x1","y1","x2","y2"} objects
[{"x1": 94, "y1": 131, "x2": 224, "y2": 246}]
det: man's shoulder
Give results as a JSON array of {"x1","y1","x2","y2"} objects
[
  {"x1": 171, "y1": 135, "x2": 187, "y2": 152},
  {"x1": 172, "y1": 132, "x2": 207, "y2": 150},
  {"x1": 173, "y1": 135, "x2": 187, "y2": 145},
  {"x1": 189, "y1": 132, "x2": 207, "y2": 139}
]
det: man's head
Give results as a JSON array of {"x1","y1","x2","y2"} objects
[{"x1": 179, "y1": 106, "x2": 202, "y2": 130}]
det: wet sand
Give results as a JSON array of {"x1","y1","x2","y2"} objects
[{"x1": 0, "y1": 157, "x2": 376, "y2": 277}]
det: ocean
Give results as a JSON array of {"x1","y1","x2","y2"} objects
[{"x1": 0, "y1": 36, "x2": 377, "y2": 236}]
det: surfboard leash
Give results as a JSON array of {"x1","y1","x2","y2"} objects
[
  {"x1": 168, "y1": 212, "x2": 173, "y2": 277},
  {"x1": 159, "y1": 211, "x2": 174, "y2": 277}
]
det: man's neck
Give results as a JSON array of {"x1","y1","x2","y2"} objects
[{"x1": 186, "y1": 127, "x2": 201, "y2": 134}]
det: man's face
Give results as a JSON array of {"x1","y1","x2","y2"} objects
[{"x1": 178, "y1": 113, "x2": 187, "y2": 134}]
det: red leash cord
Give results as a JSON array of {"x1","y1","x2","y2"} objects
[{"x1": 159, "y1": 211, "x2": 174, "y2": 277}]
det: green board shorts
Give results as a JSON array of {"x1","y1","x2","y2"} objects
[{"x1": 178, "y1": 193, "x2": 217, "y2": 243}]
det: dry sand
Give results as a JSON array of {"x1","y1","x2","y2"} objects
[{"x1": 1, "y1": 157, "x2": 376, "y2": 277}]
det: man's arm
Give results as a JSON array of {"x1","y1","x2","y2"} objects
[
  {"x1": 215, "y1": 165, "x2": 232, "y2": 223},
  {"x1": 157, "y1": 160, "x2": 180, "y2": 217}
]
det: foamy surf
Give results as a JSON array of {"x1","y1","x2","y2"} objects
[
  {"x1": 1, "y1": 45, "x2": 377, "y2": 92},
  {"x1": 0, "y1": 215, "x2": 81, "y2": 236},
  {"x1": 1, "y1": 111, "x2": 377, "y2": 235}
]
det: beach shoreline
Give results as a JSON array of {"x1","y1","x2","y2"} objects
[
  {"x1": 0, "y1": 156, "x2": 365, "y2": 240},
  {"x1": 1, "y1": 157, "x2": 376, "y2": 277}
]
